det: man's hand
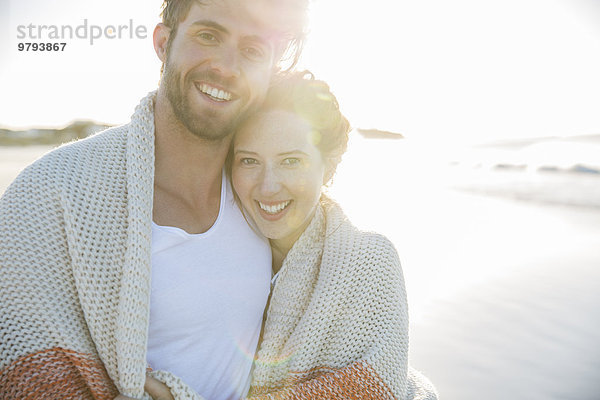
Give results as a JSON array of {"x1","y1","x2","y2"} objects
[
  {"x1": 144, "y1": 376, "x2": 175, "y2": 400},
  {"x1": 113, "y1": 376, "x2": 174, "y2": 400}
]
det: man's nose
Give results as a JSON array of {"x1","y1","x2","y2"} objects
[
  {"x1": 209, "y1": 46, "x2": 241, "y2": 79},
  {"x1": 259, "y1": 166, "x2": 282, "y2": 195}
]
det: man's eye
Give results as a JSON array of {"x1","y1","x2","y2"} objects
[
  {"x1": 282, "y1": 158, "x2": 301, "y2": 166},
  {"x1": 240, "y1": 158, "x2": 258, "y2": 165},
  {"x1": 197, "y1": 32, "x2": 217, "y2": 43},
  {"x1": 242, "y1": 46, "x2": 266, "y2": 61}
]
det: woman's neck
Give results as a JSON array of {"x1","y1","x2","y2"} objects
[
  {"x1": 270, "y1": 244, "x2": 287, "y2": 275},
  {"x1": 269, "y1": 232, "x2": 299, "y2": 275},
  {"x1": 269, "y1": 205, "x2": 319, "y2": 275}
]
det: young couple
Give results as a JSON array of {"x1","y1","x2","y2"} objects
[{"x1": 0, "y1": 0, "x2": 437, "y2": 399}]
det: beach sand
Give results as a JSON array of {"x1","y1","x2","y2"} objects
[
  {"x1": 331, "y1": 137, "x2": 600, "y2": 400},
  {"x1": 335, "y1": 188, "x2": 600, "y2": 399},
  {"x1": 405, "y1": 195, "x2": 600, "y2": 400},
  {"x1": 2, "y1": 143, "x2": 599, "y2": 399}
]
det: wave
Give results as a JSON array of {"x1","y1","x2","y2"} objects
[
  {"x1": 448, "y1": 166, "x2": 600, "y2": 210},
  {"x1": 442, "y1": 135, "x2": 600, "y2": 209}
]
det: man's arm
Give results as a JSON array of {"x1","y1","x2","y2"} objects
[
  {"x1": 115, "y1": 376, "x2": 175, "y2": 400},
  {"x1": 0, "y1": 156, "x2": 119, "y2": 398}
]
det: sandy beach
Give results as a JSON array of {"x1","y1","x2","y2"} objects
[
  {"x1": 2, "y1": 141, "x2": 599, "y2": 399},
  {"x1": 404, "y1": 195, "x2": 600, "y2": 400},
  {"x1": 331, "y1": 136, "x2": 600, "y2": 400},
  {"x1": 333, "y1": 193, "x2": 600, "y2": 399}
]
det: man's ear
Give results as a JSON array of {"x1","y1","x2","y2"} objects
[{"x1": 153, "y1": 23, "x2": 171, "y2": 63}]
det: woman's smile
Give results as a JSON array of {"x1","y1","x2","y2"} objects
[{"x1": 256, "y1": 200, "x2": 293, "y2": 220}]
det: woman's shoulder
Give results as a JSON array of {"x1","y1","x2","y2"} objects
[
  {"x1": 320, "y1": 199, "x2": 406, "y2": 300},
  {"x1": 322, "y1": 199, "x2": 402, "y2": 270}
]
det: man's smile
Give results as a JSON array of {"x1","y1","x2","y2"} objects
[{"x1": 195, "y1": 82, "x2": 233, "y2": 102}]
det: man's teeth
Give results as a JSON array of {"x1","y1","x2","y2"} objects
[
  {"x1": 199, "y1": 84, "x2": 232, "y2": 101},
  {"x1": 258, "y1": 201, "x2": 291, "y2": 215}
]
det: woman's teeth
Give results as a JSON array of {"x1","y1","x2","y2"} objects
[
  {"x1": 199, "y1": 83, "x2": 232, "y2": 101},
  {"x1": 258, "y1": 200, "x2": 291, "y2": 215}
]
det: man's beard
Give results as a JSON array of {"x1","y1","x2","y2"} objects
[{"x1": 162, "y1": 62, "x2": 254, "y2": 142}]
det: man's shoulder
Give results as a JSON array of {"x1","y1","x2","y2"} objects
[
  {"x1": 54, "y1": 123, "x2": 129, "y2": 157},
  {"x1": 12, "y1": 123, "x2": 131, "y2": 191},
  {"x1": 34, "y1": 124, "x2": 128, "y2": 167}
]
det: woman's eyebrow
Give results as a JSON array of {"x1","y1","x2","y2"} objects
[
  {"x1": 234, "y1": 150, "x2": 309, "y2": 156},
  {"x1": 278, "y1": 150, "x2": 308, "y2": 156},
  {"x1": 234, "y1": 149, "x2": 259, "y2": 155}
]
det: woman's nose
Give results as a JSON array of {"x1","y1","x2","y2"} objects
[{"x1": 259, "y1": 166, "x2": 282, "y2": 195}]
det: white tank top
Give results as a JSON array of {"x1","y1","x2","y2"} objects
[{"x1": 147, "y1": 172, "x2": 271, "y2": 400}]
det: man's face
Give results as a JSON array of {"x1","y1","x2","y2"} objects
[{"x1": 161, "y1": 0, "x2": 285, "y2": 141}]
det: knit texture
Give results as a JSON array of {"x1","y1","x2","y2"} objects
[
  {"x1": 246, "y1": 200, "x2": 438, "y2": 400},
  {"x1": 0, "y1": 91, "x2": 437, "y2": 400},
  {"x1": 0, "y1": 91, "x2": 200, "y2": 399}
]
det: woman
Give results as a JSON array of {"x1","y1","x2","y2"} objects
[
  {"x1": 132, "y1": 72, "x2": 437, "y2": 399},
  {"x1": 230, "y1": 72, "x2": 437, "y2": 399}
]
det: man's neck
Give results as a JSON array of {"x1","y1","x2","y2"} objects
[{"x1": 152, "y1": 92, "x2": 232, "y2": 234}]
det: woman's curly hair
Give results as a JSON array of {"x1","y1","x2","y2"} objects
[{"x1": 262, "y1": 71, "x2": 351, "y2": 177}]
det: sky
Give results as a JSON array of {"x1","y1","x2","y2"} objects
[{"x1": 1, "y1": 0, "x2": 600, "y2": 145}]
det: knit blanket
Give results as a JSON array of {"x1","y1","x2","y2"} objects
[
  {"x1": 0, "y1": 91, "x2": 437, "y2": 399},
  {"x1": 245, "y1": 200, "x2": 437, "y2": 399},
  {"x1": 0, "y1": 92, "x2": 159, "y2": 399}
]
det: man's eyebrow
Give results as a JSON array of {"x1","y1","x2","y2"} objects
[
  {"x1": 190, "y1": 20, "x2": 229, "y2": 35},
  {"x1": 190, "y1": 20, "x2": 271, "y2": 47}
]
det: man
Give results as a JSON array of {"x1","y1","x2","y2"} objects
[{"x1": 0, "y1": 0, "x2": 307, "y2": 398}]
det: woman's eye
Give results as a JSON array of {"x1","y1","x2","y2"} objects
[
  {"x1": 282, "y1": 158, "x2": 301, "y2": 166},
  {"x1": 240, "y1": 158, "x2": 258, "y2": 165}
]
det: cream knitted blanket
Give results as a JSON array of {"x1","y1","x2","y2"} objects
[
  {"x1": 0, "y1": 91, "x2": 437, "y2": 399},
  {"x1": 246, "y1": 200, "x2": 437, "y2": 399},
  {"x1": 0, "y1": 91, "x2": 162, "y2": 398}
]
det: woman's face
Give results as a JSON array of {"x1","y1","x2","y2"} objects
[{"x1": 232, "y1": 110, "x2": 326, "y2": 249}]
